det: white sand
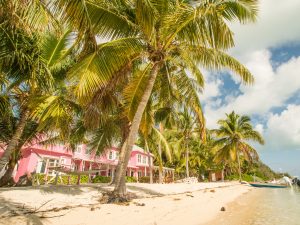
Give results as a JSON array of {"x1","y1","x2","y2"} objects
[{"x1": 0, "y1": 182, "x2": 253, "y2": 225}]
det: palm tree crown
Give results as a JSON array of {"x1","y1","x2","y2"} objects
[{"x1": 213, "y1": 111, "x2": 264, "y2": 181}]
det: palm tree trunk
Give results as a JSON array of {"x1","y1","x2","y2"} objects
[
  {"x1": 113, "y1": 63, "x2": 160, "y2": 198},
  {"x1": 0, "y1": 109, "x2": 29, "y2": 176},
  {"x1": 110, "y1": 120, "x2": 130, "y2": 185},
  {"x1": 158, "y1": 123, "x2": 163, "y2": 183},
  {"x1": 0, "y1": 158, "x2": 16, "y2": 187},
  {"x1": 110, "y1": 140, "x2": 127, "y2": 185},
  {"x1": 145, "y1": 142, "x2": 153, "y2": 184},
  {"x1": 237, "y1": 152, "x2": 242, "y2": 182},
  {"x1": 185, "y1": 143, "x2": 189, "y2": 178},
  {"x1": 158, "y1": 141, "x2": 163, "y2": 183}
]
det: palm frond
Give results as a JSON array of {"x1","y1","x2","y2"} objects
[{"x1": 69, "y1": 37, "x2": 145, "y2": 102}]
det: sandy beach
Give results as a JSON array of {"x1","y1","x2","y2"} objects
[{"x1": 0, "y1": 182, "x2": 258, "y2": 225}]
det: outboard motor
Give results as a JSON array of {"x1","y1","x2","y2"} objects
[{"x1": 292, "y1": 178, "x2": 300, "y2": 186}]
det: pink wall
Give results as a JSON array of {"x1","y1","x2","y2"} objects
[{"x1": 1, "y1": 144, "x2": 154, "y2": 182}]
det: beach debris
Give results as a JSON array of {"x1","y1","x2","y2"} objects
[
  {"x1": 133, "y1": 202, "x2": 146, "y2": 206},
  {"x1": 210, "y1": 189, "x2": 215, "y2": 193},
  {"x1": 90, "y1": 206, "x2": 101, "y2": 211},
  {"x1": 186, "y1": 194, "x2": 194, "y2": 197},
  {"x1": 173, "y1": 198, "x2": 181, "y2": 201},
  {"x1": 175, "y1": 177, "x2": 198, "y2": 184},
  {"x1": 220, "y1": 207, "x2": 226, "y2": 211}
]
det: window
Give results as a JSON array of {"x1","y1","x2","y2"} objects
[
  {"x1": 115, "y1": 152, "x2": 119, "y2": 159},
  {"x1": 109, "y1": 151, "x2": 113, "y2": 160},
  {"x1": 60, "y1": 158, "x2": 65, "y2": 165},
  {"x1": 36, "y1": 160, "x2": 46, "y2": 174},
  {"x1": 47, "y1": 158, "x2": 59, "y2": 175},
  {"x1": 138, "y1": 171, "x2": 142, "y2": 177},
  {"x1": 85, "y1": 148, "x2": 90, "y2": 155},
  {"x1": 142, "y1": 156, "x2": 146, "y2": 164},
  {"x1": 137, "y1": 154, "x2": 141, "y2": 163},
  {"x1": 75, "y1": 145, "x2": 82, "y2": 153}
]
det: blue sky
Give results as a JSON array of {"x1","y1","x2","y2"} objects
[{"x1": 200, "y1": 0, "x2": 300, "y2": 176}]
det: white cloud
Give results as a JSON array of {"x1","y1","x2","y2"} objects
[
  {"x1": 230, "y1": 0, "x2": 300, "y2": 56},
  {"x1": 255, "y1": 124, "x2": 264, "y2": 134},
  {"x1": 265, "y1": 104, "x2": 300, "y2": 150},
  {"x1": 203, "y1": 50, "x2": 300, "y2": 128},
  {"x1": 200, "y1": 78, "x2": 222, "y2": 102}
]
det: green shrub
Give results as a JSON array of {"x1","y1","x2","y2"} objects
[
  {"x1": 126, "y1": 176, "x2": 137, "y2": 183},
  {"x1": 92, "y1": 176, "x2": 111, "y2": 183},
  {"x1": 33, "y1": 173, "x2": 89, "y2": 185},
  {"x1": 225, "y1": 174, "x2": 263, "y2": 182},
  {"x1": 138, "y1": 176, "x2": 150, "y2": 183}
]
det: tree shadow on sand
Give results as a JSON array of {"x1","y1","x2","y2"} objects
[
  {"x1": 0, "y1": 196, "x2": 45, "y2": 225},
  {"x1": 126, "y1": 185, "x2": 163, "y2": 197}
]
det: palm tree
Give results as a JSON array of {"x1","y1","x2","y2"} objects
[
  {"x1": 167, "y1": 108, "x2": 198, "y2": 178},
  {"x1": 0, "y1": 15, "x2": 55, "y2": 174},
  {"x1": 17, "y1": 0, "x2": 258, "y2": 199},
  {"x1": 110, "y1": 0, "x2": 258, "y2": 198},
  {"x1": 213, "y1": 111, "x2": 264, "y2": 181},
  {"x1": 0, "y1": 6, "x2": 72, "y2": 179}
]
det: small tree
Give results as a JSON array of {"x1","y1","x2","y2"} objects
[{"x1": 213, "y1": 111, "x2": 264, "y2": 181}]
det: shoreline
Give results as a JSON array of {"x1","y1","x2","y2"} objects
[
  {"x1": 0, "y1": 182, "x2": 256, "y2": 225},
  {"x1": 205, "y1": 187, "x2": 264, "y2": 225}
]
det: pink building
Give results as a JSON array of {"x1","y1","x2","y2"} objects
[{"x1": 0, "y1": 144, "x2": 154, "y2": 182}]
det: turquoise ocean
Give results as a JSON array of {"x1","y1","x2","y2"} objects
[{"x1": 246, "y1": 186, "x2": 300, "y2": 225}]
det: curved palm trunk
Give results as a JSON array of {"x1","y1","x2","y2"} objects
[
  {"x1": 0, "y1": 110, "x2": 29, "y2": 176},
  {"x1": 111, "y1": 140, "x2": 127, "y2": 185},
  {"x1": 113, "y1": 63, "x2": 160, "y2": 198},
  {"x1": 0, "y1": 157, "x2": 16, "y2": 187},
  {"x1": 185, "y1": 143, "x2": 189, "y2": 178},
  {"x1": 237, "y1": 153, "x2": 242, "y2": 182},
  {"x1": 145, "y1": 143, "x2": 153, "y2": 184},
  {"x1": 158, "y1": 141, "x2": 163, "y2": 183},
  {"x1": 158, "y1": 123, "x2": 164, "y2": 183}
]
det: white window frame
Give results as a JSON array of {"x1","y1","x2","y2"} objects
[
  {"x1": 137, "y1": 154, "x2": 142, "y2": 163},
  {"x1": 75, "y1": 145, "x2": 82, "y2": 153},
  {"x1": 109, "y1": 151, "x2": 113, "y2": 160},
  {"x1": 142, "y1": 156, "x2": 146, "y2": 164}
]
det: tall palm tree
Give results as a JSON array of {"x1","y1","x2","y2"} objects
[
  {"x1": 168, "y1": 108, "x2": 198, "y2": 178},
  {"x1": 0, "y1": 14, "x2": 72, "y2": 178},
  {"x1": 110, "y1": 0, "x2": 258, "y2": 198},
  {"x1": 36, "y1": 0, "x2": 258, "y2": 198},
  {"x1": 213, "y1": 111, "x2": 264, "y2": 181},
  {"x1": 0, "y1": 18, "x2": 54, "y2": 173}
]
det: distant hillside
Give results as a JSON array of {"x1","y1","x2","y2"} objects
[{"x1": 225, "y1": 160, "x2": 288, "y2": 181}]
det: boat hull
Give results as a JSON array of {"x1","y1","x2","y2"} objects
[{"x1": 249, "y1": 183, "x2": 287, "y2": 188}]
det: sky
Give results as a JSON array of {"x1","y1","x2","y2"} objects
[{"x1": 199, "y1": 0, "x2": 300, "y2": 176}]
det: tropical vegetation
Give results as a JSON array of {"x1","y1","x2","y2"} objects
[{"x1": 0, "y1": 0, "x2": 276, "y2": 201}]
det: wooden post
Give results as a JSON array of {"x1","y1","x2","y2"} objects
[
  {"x1": 68, "y1": 175, "x2": 71, "y2": 185},
  {"x1": 221, "y1": 169, "x2": 224, "y2": 182},
  {"x1": 88, "y1": 162, "x2": 92, "y2": 183},
  {"x1": 54, "y1": 171, "x2": 59, "y2": 185},
  {"x1": 172, "y1": 170, "x2": 174, "y2": 182},
  {"x1": 77, "y1": 174, "x2": 81, "y2": 185},
  {"x1": 112, "y1": 166, "x2": 115, "y2": 180},
  {"x1": 45, "y1": 159, "x2": 49, "y2": 184},
  {"x1": 106, "y1": 164, "x2": 109, "y2": 177}
]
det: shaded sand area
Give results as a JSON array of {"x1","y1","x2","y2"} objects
[{"x1": 0, "y1": 182, "x2": 256, "y2": 225}]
